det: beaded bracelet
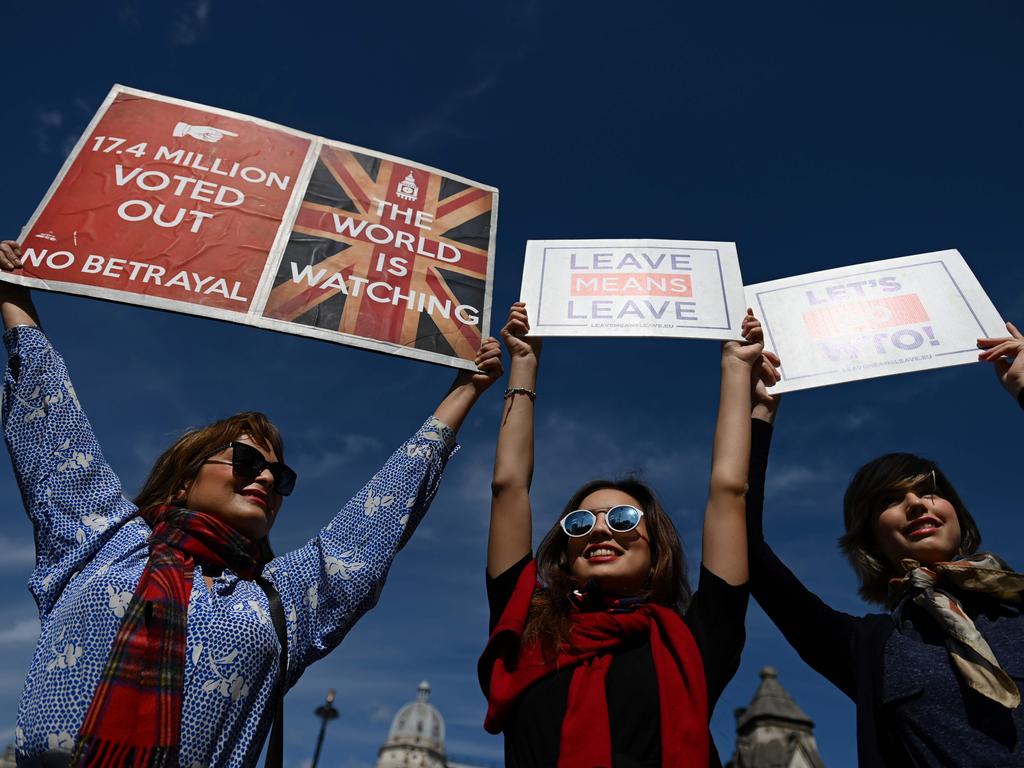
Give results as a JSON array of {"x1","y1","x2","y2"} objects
[{"x1": 503, "y1": 387, "x2": 537, "y2": 401}]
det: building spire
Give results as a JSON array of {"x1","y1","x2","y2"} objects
[{"x1": 727, "y1": 667, "x2": 825, "y2": 768}]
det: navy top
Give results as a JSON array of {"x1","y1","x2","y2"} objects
[
  {"x1": 748, "y1": 418, "x2": 1024, "y2": 767},
  {"x1": 884, "y1": 595, "x2": 1024, "y2": 766}
]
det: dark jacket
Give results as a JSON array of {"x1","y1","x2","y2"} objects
[{"x1": 747, "y1": 419, "x2": 911, "y2": 767}]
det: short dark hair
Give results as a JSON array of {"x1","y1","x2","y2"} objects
[
  {"x1": 838, "y1": 453, "x2": 980, "y2": 604},
  {"x1": 525, "y1": 477, "x2": 692, "y2": 648}
]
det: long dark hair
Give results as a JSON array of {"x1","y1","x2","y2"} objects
[
  {"x1": 524, "y1": 477, "x2": 692, "y2": 649},
  {"x1": 838, "y1": 452, "x2": 980, "y2": 604}
]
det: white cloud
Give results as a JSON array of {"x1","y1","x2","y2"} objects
[
  {"x1": 295, "y1": 434, "x2": 384, "y2": 482},
  {"x1": 0, "y1": 536, "x2": 35, "y2": 569},
  {"x1": 33, "y1": 110, "x2": 63, "y2": 154},
  {"x1": 394, "y1": 1, "x2": 543, "y2": 150},
  {"x1": 765, "y1": 464, "x2": 819, "y2": 494},
  {"x1": 398, "y1": 76, "x2": 498, "y2": 151},
  {"x1": 841, "y1": 407, "x2": 873, "y2": 430},
  {"x1": 0, "y1": 618, "x2": 40, "y2": 647},
  {"x1": 170, "y1": 0, "x2": 211, "y2": 46}
]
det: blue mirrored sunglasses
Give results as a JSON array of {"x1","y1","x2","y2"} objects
[{"x1": 559, "y1": 505, "x2": 644, "y2": 537}]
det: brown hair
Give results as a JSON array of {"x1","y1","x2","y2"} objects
[
  {"x1": 134, "y1": 412, "x2": 285, "y2": 511},
  {"x1": 524, "y1": 477, "x2": 692, "y2": 650},
  {"x1": 838, "y1": 452, "x2": 981, "y2": 604}
]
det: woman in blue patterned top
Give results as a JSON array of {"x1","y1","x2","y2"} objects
[{"x1": 0, "y1": 239, "x2": 503, "y2": 768}]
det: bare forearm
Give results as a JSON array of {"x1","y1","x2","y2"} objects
[
  {"x1": 703, "y1": 358, "x2": 753, "y2": 585},
  {"x1": 0, "y1": 284, "x2": 39, "y2": 330},
  {"x1": 488, "y1": 357, "x2": 537, "y2": 576},
  {"x1": 433, "y1": 374, "x2": 482, "y2": 434},
  {"x1": 709, "y1": 359, "x2": 753, "y2": 495},
  {"x1": 491, "y1": 358, "x2": 537, "y2": 493}
]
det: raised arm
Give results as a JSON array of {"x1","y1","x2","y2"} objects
[
  {"x1": 701, "y1": 312, "x2": 773, "y2": 585},
  {"x1": 746, "y1": 375, "x2": 863, "y2": 698},
  {"x1": 268, "y1": 339, "x2": 502, "y2": 680},
  {"x1": 488, "y1": 302, "x2": 541, "y2": 578},
  {"x1": 0, "y1": 240, "x2": 137, "y2": 616},
  {"x1": 978, "y1": 321, "x2": 1024, "y2": 407},
  {"x1": 0, "y1": 241, "x2": 40, "y2": 329}
]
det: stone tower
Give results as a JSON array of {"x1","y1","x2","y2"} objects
[
  {"x1": 727, "y1": 666, "x2": 825, "y2": 768},
  {"x1": 376, "y1": 681, "x2": 447, "y2": 768}
]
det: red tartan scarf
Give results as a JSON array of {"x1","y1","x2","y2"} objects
[
  {"x1": 72, "y1": 505, "x2": 265, "y2": 768},
  {"x1": 478, "y1": 560, "x2": 709, "y2": 768}
]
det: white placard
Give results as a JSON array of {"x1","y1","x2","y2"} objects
[
  {"x1": 520, "y1": 239, "x2": 746, "y2": 339},
  {"x1": 746, "y1": 250, "x2": 1005, "y2": 393}
]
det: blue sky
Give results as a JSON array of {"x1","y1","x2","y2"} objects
[{"x1": 3, "y1": 2, "x2": 1024, "y2": 766}]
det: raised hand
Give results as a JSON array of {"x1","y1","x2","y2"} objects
[
  {"x1": 723, "y1": 311, "x2": 776, "y2": 369},
  {"x1": 501, "y1": 302, "x2": 542, "y2": 364},
  {"x1": 467, "y1": 336, "x2": 504, "y2": 394},
  {"x1": 0, "y1": 240, "x2": 23, "y2": 271},
  {"x1": 978, "y1": 322, "x2": 1024, "y2": 399},
  {"x1": 435, "y1": 337, "x2": 504, "y2": 432}
]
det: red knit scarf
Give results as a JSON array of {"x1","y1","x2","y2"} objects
[
  {"x1": 72, "y1": 505, "x2": 264, "y2": 768},
  {"x1": 479, "y1": 560, "x2": 709, "y2": 768}
]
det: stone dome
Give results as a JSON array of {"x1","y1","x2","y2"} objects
[{"x1": 377, "y1": 681, "x2": 446, "y2": 768}]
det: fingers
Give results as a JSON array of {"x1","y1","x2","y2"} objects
[
  {"x1": 978, "y1": 322, "x2": 1023, "y2": 347},
  {"x1": 0, "y1": 240, "x2": 23, "y2": 271},
  {"x1": 977, "y1": 335, "x2": 1014, "y2": 349},
  {"x1": 475, "y1": 337, "x2": 502, "y2": 367},
  {"x1": 978, "y1": 340, "x2": 1022, "y2": 362},
  {"x1": 505, "y1": 302, "x2": 530, "y2": 330},
  {"x1": 501, "y1": 302, "x2": 535, "y2": 351},
  {"x1": 758, "y1": 355, "x2": 782, "y2": 386},
  {"x1": 740, "y1": 309, "x2": 764, "y2": 344}
]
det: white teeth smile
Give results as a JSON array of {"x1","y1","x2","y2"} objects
[{"x1": 587, "y1": 548, "x2": 618, "y2": 558}]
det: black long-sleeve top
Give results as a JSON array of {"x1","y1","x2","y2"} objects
[
  {"x1": 487, "y1": 556, "x2": 748, "y2": 768},
  {"x1": 748, "y1": 418, "x2": 1024, "y2": 767}
]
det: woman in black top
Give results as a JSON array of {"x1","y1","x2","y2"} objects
[
  {"x1": 746, "y1": 323, "x2": 1024, "y2": 767},
  {"x1": 479, "y1": 302, "x2": 778, "y2": 768}
]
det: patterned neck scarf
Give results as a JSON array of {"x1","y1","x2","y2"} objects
[
  {"x1": 72, "y1": 505, "x2": 265, "y2": 768},
  {"x1": 888, "y1": 552, "x2": 1024, "y2": 709}
]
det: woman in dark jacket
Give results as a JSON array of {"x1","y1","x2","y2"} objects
[{"x1": 746, "y1": 323, "x2": 1024, "y2": 767}]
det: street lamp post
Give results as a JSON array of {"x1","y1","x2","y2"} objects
[{"x1": 311, "y1": 688, "x2": 340, "y2": 768}]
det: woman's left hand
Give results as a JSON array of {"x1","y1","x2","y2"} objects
[
  {"x1": 455, "y1": 336, "x2": 504, "y2": 394},
  {"x1": 978, "y1": 322, "x2": 1024, "y2": 399},
  {"x1": 724, "y1": 311, "x2": 781, "y2": 373}
]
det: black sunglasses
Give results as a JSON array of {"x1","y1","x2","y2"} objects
[{"x1": 204, "y1": 441, "x2": 297, "y2": 496}]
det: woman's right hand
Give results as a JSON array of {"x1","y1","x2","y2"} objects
[
  {"x1": 0, "y1": 240, "x2": 38, "y2": 329},
  {"x1": 501, "y1": 301, "x2": 542, "y2": 366},
  {"x1": 752, "y1": 377, "x2": 782, "y2": 424},
  {"x1": 0, "y1": 240, "x2": 23, "y2": 271},
  {"x1": 978, "y1": 322, "x2": 1024, "y2": 401}
]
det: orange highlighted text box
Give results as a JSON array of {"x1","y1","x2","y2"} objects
[
  {"x1": 570, "y1": 272, "x2": 693, "y2": 297},
  {"x1": 803, "y1": 294, "x2": 930, "y2": 339}
]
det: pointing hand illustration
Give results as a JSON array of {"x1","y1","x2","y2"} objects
[{"x1": 172, "y1": 121, "x2": 239, "y2": 143}]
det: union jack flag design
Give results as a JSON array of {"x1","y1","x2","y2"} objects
[{"x1": 263, "y1": 145, "x2": 495, "y2": 363}]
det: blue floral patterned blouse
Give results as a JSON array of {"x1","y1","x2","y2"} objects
[{"x1": 3, "y1": 325, "x2": 458, "y2": 767}]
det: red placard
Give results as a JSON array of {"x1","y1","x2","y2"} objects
[
  {"x1": 20, "y1": 90, "x2": 312, "y2": 313},
  {"x1": 14, "y1": 86, "x2": 498, "y2": 369}
]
